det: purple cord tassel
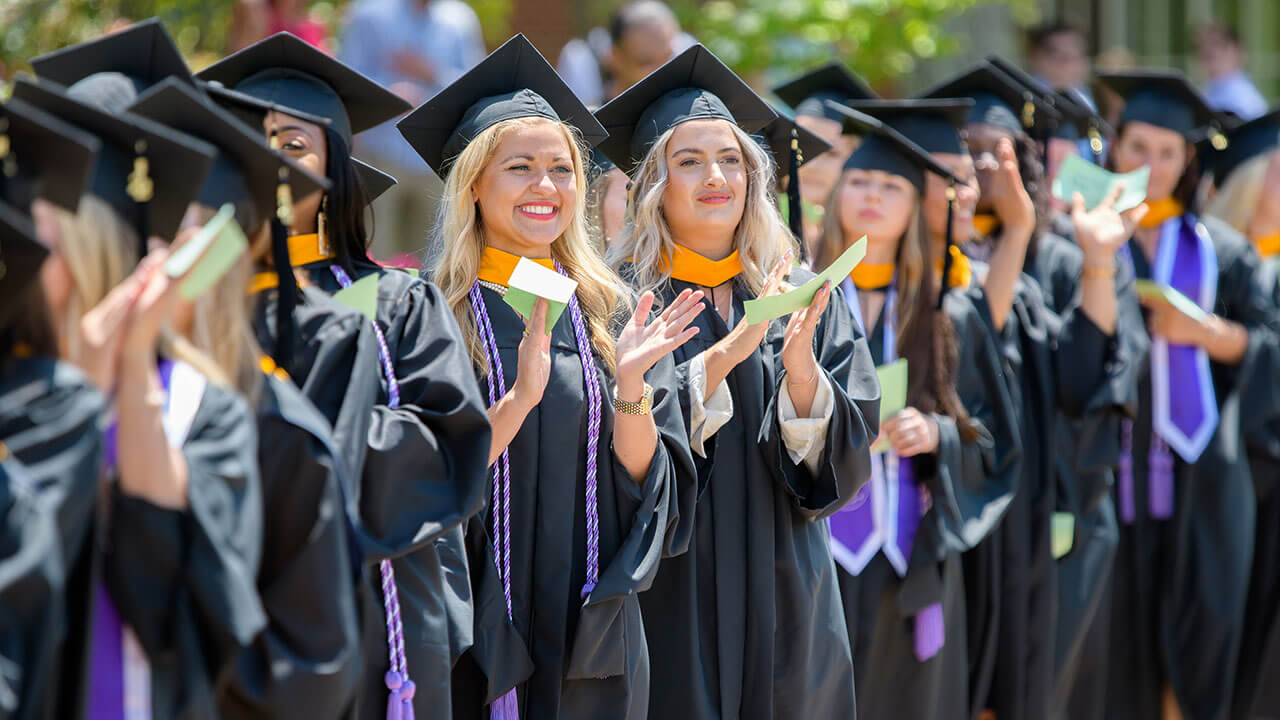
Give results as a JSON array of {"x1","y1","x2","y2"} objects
[
  {"x1": 1148, "y1": 437, "x2": 1175, "y2": 519},
  {"x1": 491, "y1": 688, "x2": 520, "y2": 720},
  {"x1": 385, "y1": 671, "x2": 404, "y2": 720},
  {"x1": 1118, "y1": 420, "x2": 1136, "y2": 524},
  {"x1": 913, "y1": 602, "x2": 945, "y2": 662}
]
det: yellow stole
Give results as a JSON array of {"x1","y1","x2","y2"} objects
[
  {"x1": 288, "y1": 233, "x2": 334, "y2": 267},
  {"x1": 934, "y1": 245, "x2": 973, "y2": 289},
  {"x1": 850, "y1": 262, "x2": 896, "y2": 290},
  {"x1": 248, "y1": 272, "x2": 280, "y2": 294},
  {"x1": 477, "y1": 245, "x2": 556, "y2": 287},
  {"x1": 1139, "y1": 198, "x2": 1185, "y2": 229},
  {"x1": 972, "y1": 213, "x2": 1001, "y2": 237},
  {"x1": 665, "y1": 245, "x2": 744, "y2": 287},
  {"x1": 1253, "y1": 232, "x2": 1280, "y2": 258}
]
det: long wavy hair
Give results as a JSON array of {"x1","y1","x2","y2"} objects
[
  {"x1": 1204, "y1": 152, "x2": 1269, "y2": 234},
  {"x1": 46, "y1": 195, "x2": 229, "y2": 387},
  {"x1": 431, "y1": 116, "x2": 628, "y2": 373},
  {"x1": 606, "y1": 120, "x2": 797, "y2": 296},
  {"x1": 817, "y1": 171, "x2": 977, "y2": 439}
]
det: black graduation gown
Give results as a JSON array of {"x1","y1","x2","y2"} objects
[
  {"x1": 639, "y1": 269, "x2": 877, "y2": 720},
  {"x1": 1098, "y1": 216, "x2": 1280, "y2": 720},
  {"x1": 839, "y1": 287, "x2": 1021, "y2": 720},
  {"x1": 217, "y1": 373, "x2": 363, "y2": 720},
  {"x1": 1025, "y1": 231, "x2": 1149, "y2": 719},
  {"x1": 295, "y1": 260, "x2": 493, "y2": 719},
  {"x1": 11, "y1": 360, "x2": 264, "y2": 719},
  {"x1": 450, "y1": 283, "x2": 684, "y2": 720},
  {"x1": 0, "y1": 356, "x2": 104, "y2": 720},
  {"x1": 962, "y1": 240, "x2": 1132, "y2": 720}
]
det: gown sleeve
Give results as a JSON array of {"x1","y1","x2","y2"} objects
[
  {"x1": 103, "y1": 383, "x2": 266, "y2": 713},
  {"x1": 759, "y1": 280, "x2": 877, "y2": 520},
  {"x1": 218, "y1": 377, "x2": 362, "y2": 719},
  {"x1": 357, "y1": 275, "x2": 493, "y2": 560}
]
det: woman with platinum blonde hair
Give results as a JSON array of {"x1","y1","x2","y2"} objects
[
  {"x1": 401, "y1": 36, "x2": 702, "y2": 720},
  {"x1": 596, "y1": 44, "x2": 877, "y2": 720}
]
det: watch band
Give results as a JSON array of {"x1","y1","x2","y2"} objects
[{"x1": 613, "y1": 382, "x2": 654, "y2": 416}]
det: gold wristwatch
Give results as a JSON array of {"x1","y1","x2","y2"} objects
[{"x1": 613, "y1": 383, "x2": 654, "y2": 415}]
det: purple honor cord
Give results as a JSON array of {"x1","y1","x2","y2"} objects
[
  {"x1": 469, "y1": 263, "x2": 604, "y2": 718},
  {"x1": 329, "y1": 266, "x2": 414, "y2": 720}
]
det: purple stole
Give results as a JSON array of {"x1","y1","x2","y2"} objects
[
  {"x1": 829, "y1": 279, "x2": 943, "y2": 661},
  {"x1": 88, "y1": 360, "x2": 205, "y2": 720},
  {"x1": 1119, "y1": 215, "x2": 1219, "y2": 523}
]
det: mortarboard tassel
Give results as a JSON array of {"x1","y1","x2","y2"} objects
[
  {"x1": 936, "y1": 183, "x2": 956, "y2": 310},
  {"x1": 786, "y1": 127, "x2": 806, "y2": 262},
  {"x1": 127, "y1": 139, "x2": 154, "y2": 261},
  {"x1": 1088, "y1": 125, "x2": 1105, "y2": 165},
  {"x1": 270, "y1": 159, "x2": 298, "y2": 372}
]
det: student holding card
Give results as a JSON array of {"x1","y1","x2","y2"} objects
[
  {"x1": 812, "y1": 101, "x2": 1023, "y2": 719},
  {"x1": 908, "y1": 61, "x2": 1150, "y2": 720},
  {"x1": 17, "y1": 74, "x2": 266, "y2": 719},
  {"x1": 401, "y1": 35, "x2": 699, "y2": 719},
  {"x1": 199, "y1": 34, "x2": 496, "y2": 719},
  {"x1": 1086, "y1": 70, "x2": 1280, "y2": 720},
  {"x1": 126, "y1": 78, "x2": 373, "y2": 720},
  {"x1": 598, "y1": 45, "x2": 878, "y2": 720}
]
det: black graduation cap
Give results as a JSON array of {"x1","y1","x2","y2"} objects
[
  {"x1": 1096, "y1": 70, "x2": 1227, "y2": 147},
  {"x1": 1, "y1": 97, "x2": 101, "y2": 213},
  {"x1": 919, "y1": 60, "x2": 1060, "y2": 138},
  {"x1": 594, "y1": 43, "x2": 778, "y2": 174},
  {"x1": 30, "y1": 18, "x2": 195, "y2": 96},
  {"x1": 353, "y1": 158, "x2": 396, "y2": 204},
  {"x1": 197, "y1": 32, "x2": 411, "y2": 144},
  {"x1": 127, "y1": 78, "x2": 329, "y2": 232},
  {"x1": 771, "y1": 62, "x2": 878, "y2": 125},
  {"x1": 841, "y1": 98, "x2": 973, "y2": 155},
  {"x1": 0, "y1": 200, "x2": 47, "y2": 325},
  {"x1": 10, "y1": 75, "x2": 216, "y2": 249},
  {"x1": 754, "y1": 114, "x2": 832, "y2": 250},
  {"x1": 825, "y1": 101, "x2": 960, "y2": 192},
  {"x1": 1204, "y1": 107, "x2": 1280, "y2": 185},
  {"x1": 200, "y1": 79, "x2": 335, "y2": 131},
  {"x1": 1051, "y1": 87, "x2": 1111, "y2": 155},
  {"x1": 397, "y1": 34, "x2": 607, "y2": 177}
]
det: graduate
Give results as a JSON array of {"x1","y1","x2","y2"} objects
[
  {"x1": 898, "y1": 60, "x2": 1145, "y2": 720},
  {"x1": 13, "y1": 73, "x2": 266, "y2": 719},
  {"x1": 198, "y1": 34, "x2": 495, "y2": 719},
  {"x1": 126, "y1": 76, "x2": 369, "y2": 719},
  {"x1": 813, "y1": 101, "x2": 1023, "y2": 720},
  {"x1": 1089, "y1": 70, "x2": 1280, "y2": 720},
  {"x1": 0, "y1": 99, "x2": 106, "y2": 719},
  {"x1": 772, "y1": 63, "x2": 878, "y2": 255},
  {"x1": 1194, "y1": 107, "x2": 1280, "y2": 720},
  {"x1": 598, "y1": 45, "x2": 878, "y2": 720},
  {"x1": 399, "y1": 34, "x2": 698, "y2": 719}
]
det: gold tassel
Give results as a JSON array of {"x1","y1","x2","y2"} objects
[
  {"x1": 127, "y1": 140, "x2": 154, "y2": 203},
  {"x1": 317, "y1": 195, "x2": 329, "y2": 255},
  {"x1": 1088, "y1": 126, "x2": 1104, "y2": 155},
  {"x1": 277, "y1": 167, "x2": 293, "y2": 227},
  {"x1": 1021, "y1": 97, "x2": 1036, "y2": 128}
]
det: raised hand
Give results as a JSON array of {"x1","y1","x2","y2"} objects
[
  {"x1": 73, "y1": 253, "x2": 156, "y2": 391},
  {"x1": 1072, "y1": 186, "x2": 1148, "y2": 265},
  {"x1": 512, "y1": 297, "x2": 553, "y2": 411},
  {"x1": 780, "y1": 280, "x2": 832, "y2": 418},
  {"x1": 121, "y1": 248, "x2": 179, "y2": 364},
  {"x1": 615, "y1": 288, "x2": 705, "y2": 398}
]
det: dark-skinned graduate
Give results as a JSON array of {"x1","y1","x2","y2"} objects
[
  {"x1": 10, "y1": 69, "x2": 267, "y2": 719},
  {"x1": 914, "y1": 59, "x2": 1150, "y2": 720},
  {"x1": 0, "y1": 94, "x2": 106, "y2": 720},
  {"x1": 1199, "y1": 108, "x2": 1280, "y2": 720},
  {"x1": 597, "y1": 45, "x2": 879, "y2": 720},
  {"x1": 397, "y1": 35, "x2": 698, "y2": 719},
  {"x1": 1084, "y1": 70, "x2": 1280, "y2": 720},
  {"x1": 198, "y1": 33, "x2": 494, "y2": 720},
  {"x1": 811, "y1": 100, "x2": 1023, "y2": 720},
  {"x1": 126, "y1": 76, "x2": 377, "y2": 719}
]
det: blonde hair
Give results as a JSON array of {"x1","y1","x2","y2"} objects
[
  {"x1": 50, "y1": 196, "x2": 230, "y2": 387},
  {"x1": 606, "y1": 120, "x2": 797, "y2": 295},
  {"x1": 1205, "y1": 152, "x2": 1269, "y2": 234},
  {"x1": 431, "y1": 116, "x2": 628, "y2": 373}
]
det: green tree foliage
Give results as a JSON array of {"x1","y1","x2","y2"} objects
[{"x1": 667, "y1": 0, "x2": 1036, "y2": 86}]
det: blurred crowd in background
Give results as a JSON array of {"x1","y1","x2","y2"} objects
[{"x1": 3, "y1": 0, "x2": 1275, "y2": 262}]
